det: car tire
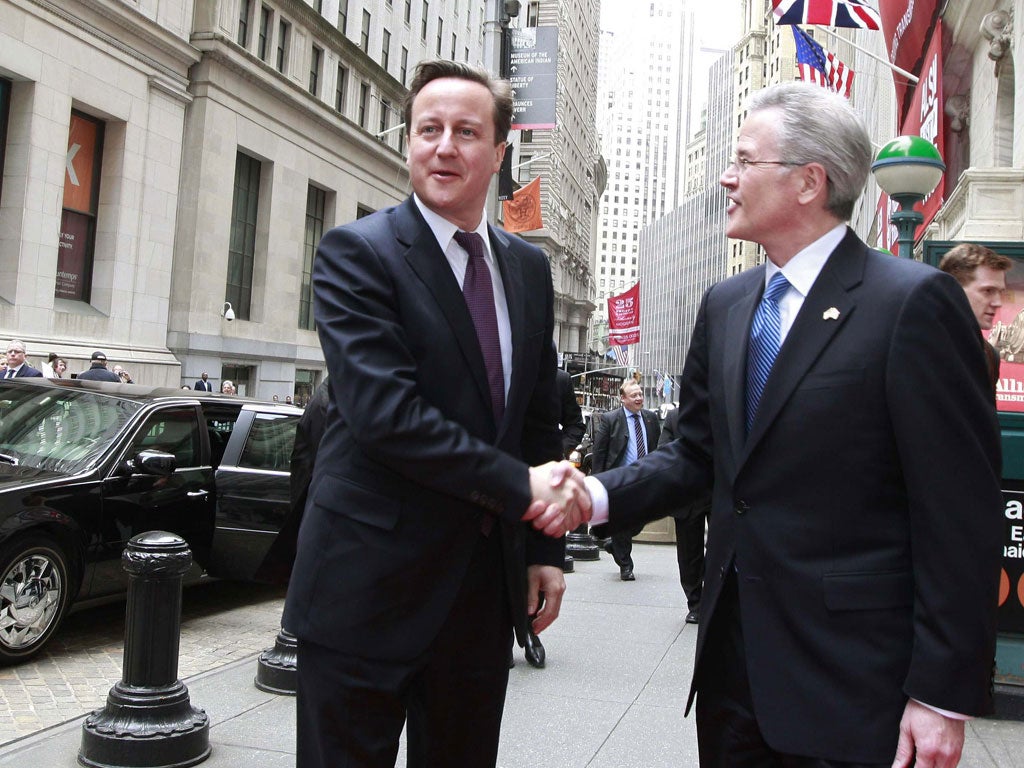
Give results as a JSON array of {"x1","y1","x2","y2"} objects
[{"x1": 0, "y1": 535, "x2": 72, "y2": 665}]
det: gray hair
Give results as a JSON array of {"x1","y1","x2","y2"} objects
[{"x1": 748, "y1": 82, "x2": 872, "y2": 221}]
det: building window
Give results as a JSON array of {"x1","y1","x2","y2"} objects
[
  {"x1": 361, "y1": 10, "x2": 371, "y2": 51},
  {"x1": 527, "y1": 1, "x2": 539, "y2": 27},
  {"x1": 421, "y1": 1, "x2": 428, "y2": 39},
  {"x1": 314, "y1": 0, "x2": 323, "y2": 12},
  {"x1": 356, "y1": 205, "x2": 375, "y2": 218},
  {"x1": 450, "y1": 33, "x2": 456, "y2": 59},
  {"x1": 309, "y1": 46, "x2": 322, "y2": 95},
  {"x1": 237, "y1": 0, "x2": 252, "y2": 47},
  {"x1": 358, "y1": 82, "x2": 369, "y2": 128},
  {"x1": 335, "y1": 64, "x2": 348, "y2": 113},
  {"x1": 400, "y1": 47, "x2": 409, "y2": 84},
  {"x1": 57, "y1": 110, "x2": 104, "y2": 301},
  {"x1": 295, "y1": 369, "x2": 319, "y2": 405},
  {"x1": 520, "y1": 128, "x2": 533, "y2": 143},
  {"x1": 436, "y1": 17, "x2": 443, "y2": 55},
  {"x1": 338, "y1": 0, "x2": 348, "y2": 33},
  {"x1": 518, "y1": 154, "x2": 532, "y2": 183},
  {"x1": 404, "y1": 0, "x2": 412, "y2": 23},
  {"x1": 381, "y1": 29, "x2": 391, "y2": 71},
  {"x1": 300, "y1": 185, "x2": 325, "y2": 331},
  {"x1": 257, "y1": 6, "x2": 271, "y2": 60},
  {"x1": 226, "y1": 151, "x2": 260, "y2": 321},
  {"x1": 276, "y1": 20, "x2": 290, "y2": 73},
  {"x1": 379, "y1": 97, "x2": 391, "y2": 139}
]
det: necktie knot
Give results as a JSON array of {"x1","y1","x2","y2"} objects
[
  {"x1": 763, "y1": 271, "x2": 790, "y2": 303},
  {"x1": 454, "y1": 231, "x2": 485, "y2": 260}
]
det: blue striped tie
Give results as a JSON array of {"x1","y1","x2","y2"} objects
[{"x1": 745, "y1": 272, "x2": 790, "y2": 433}]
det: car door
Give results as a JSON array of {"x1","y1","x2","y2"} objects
[
  {"x1": 89, "y1": 405, "x2": 213, "y2": 596},
  {"x1": 209, "y1": 407, "x2": 299, "y2": 580}
]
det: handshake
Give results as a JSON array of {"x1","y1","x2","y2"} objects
[{"x1": 523, "y1": 461, "x2": 593, "y2": 537}]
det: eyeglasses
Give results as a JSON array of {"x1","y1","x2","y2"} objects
[{"x1": 728, "y1": 156, "x2": 804, "y2": 175}]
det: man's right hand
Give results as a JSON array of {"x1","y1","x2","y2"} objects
[{"x1": 524, "y1": 461, "x2": 592, "y2": 537}]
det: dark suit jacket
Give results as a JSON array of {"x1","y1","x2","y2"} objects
[
  {"x1": 284, "y1": 197, "x2": 564, "y2": 662},
  {"x1": 593, "y1": 230, "x2": 1002, "y2": 762},
  {"x1": 8, "y1": 365, "x2": 43, "y2": 378},
  {"x1": 194, "y1": 379, "x2": 213, "y2": 391},
  {"x1": 556, "y1": 368, "x2": 585, "y2": 457},
  {"x1": 591, "y1": 406, "x2": 660, "y2": 473}
]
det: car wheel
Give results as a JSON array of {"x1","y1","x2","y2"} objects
[{"x1": 0, "y1": 536, "x2": 72, "y2": 665}]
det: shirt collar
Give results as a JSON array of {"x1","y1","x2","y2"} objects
[
  {"x1": 765, "y1": 223, "x2": 847, "y2": 298},
  {"x1": 413, "y1": 194, "x2": 491, "y2": 258}
]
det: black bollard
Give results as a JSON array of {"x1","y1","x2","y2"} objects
[
  {"x1": 254, "y1": 626, "x2": 297, "y2": 695},
  {"x1": 79, "y1": 531, "x2": 210, "y2": 768},
  {"x1": 566, "y1": 523, "x2": 601, "y2": 561}
]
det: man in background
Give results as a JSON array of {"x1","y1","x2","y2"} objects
[
  {"x1": 3, "y1": 340, "x2": 43, "y2": 378},
  {"x1": 939, "y1": 242, "x2": 1013, "y2": 394},
  {"x1": 77, "y1": 351, "x2": 120, "y2": 382},
  {"x1": 194, "y1": 372, "x2": 213, "y2": 391},
  {"x1": 590, "y1": 380, "x2": 659, "y2": 581}
]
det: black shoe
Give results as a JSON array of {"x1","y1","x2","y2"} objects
[
  {"x1": 524, "y1": 632, "x2": 546, "y2": 669},
  {"x1": 685, "y1": 609, "x2": 699, "y2": 625},
  {"x1": 620, "y1": 566, "x2": 635, "y2": 581}
]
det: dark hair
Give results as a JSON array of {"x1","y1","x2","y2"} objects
[
  {"x1": 403, "y1": 59, "x2": 513, "y2": 145},
  {"x1": 939, "y1": 243, "x2": 1013, "y2": 285}
]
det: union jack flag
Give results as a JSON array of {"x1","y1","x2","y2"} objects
[
  {"x1": 792, "y1": 27, "x2": 854, "y2": 98},
  {"x1": 772, "y1": 0, "x2": 881, "y2": 30}
]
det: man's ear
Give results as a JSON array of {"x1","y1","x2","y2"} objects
[
  {"x1": 493, "y1": 141, "x2": 507, "y2": 174},
  {"x1": 797, "y1": 162, "x2": 829, "y2": 206}
]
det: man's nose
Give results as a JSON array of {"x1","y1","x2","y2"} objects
[{"x1": 437, "y1": 129, "x2": 457, "y2": 154}]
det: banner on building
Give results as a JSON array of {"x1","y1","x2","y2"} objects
[
  {"x1": 502, "y1": 176, "x2": 543, "y2": 233},
  {"x1": 607, "y1": 283, "x2": 640, "y2": 346},
  {"x1": 509, "y1": 26, "x2": 558, "y2": 130},
  {"x1": 878, "y1": 0, "x2": 941, "y2": 126}
]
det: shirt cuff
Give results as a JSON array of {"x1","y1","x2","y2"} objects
[
  {"x1": 913, "y1": 699, "x2": 971, "y2": 721},
  {"x1": 584, "y1": 476, "x2": 609, "y2": 525}
]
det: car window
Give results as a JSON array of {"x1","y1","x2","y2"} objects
[
  {"x1": 0, "y1": 383, "x2": 141, "y2": 472},
  {"x1": 236, "y1": 413, "x2": 298, "y2": 472},
  {"x1": 127, "y1": 408, "x2": 201, "y2": 468}
]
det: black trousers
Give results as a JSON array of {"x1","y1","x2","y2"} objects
[
  {"x1": 674, "y1": 507, "x2": 707, "y2": 610},
  {"x1": 296, "y1": 531, "x2": 513, "y2": 768},
  {"x1": 695, "y1": 573, "x2": 890, "y2": 768}
]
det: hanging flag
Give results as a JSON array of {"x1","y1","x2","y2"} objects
[
  {"x1": 772, "y1": 0, "x2": 880, "y2": 30},
  {"x1": 607, "y1": 283, "x2": 640, "y2": 346},
  {"x1": 502, "y1": 176, "x2": 543, "y2": 233},
  {"x1": 497, "y1": 143, "x2": 518, "y2": 201},
  {"x1": 611, "y1": 345, "x2": 630, "y2": 367},
  {"x1": 792, "y1": 27, "x2": 855, "y2": 98}
]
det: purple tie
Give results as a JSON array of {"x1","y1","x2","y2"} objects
[{"x1": 454, "y1": 230, "x2": 505, "y2": 425}]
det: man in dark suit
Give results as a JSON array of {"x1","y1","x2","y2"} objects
[
  {"x1": 3, "y1": 340, "x2": 43, "y2": 378},
  {"x1": 591, "y1": 379, "x2": 660, "y2": 581},
  {"x1": 939, "y1": 243, "x2": 1012, "y2": 397},
  {"x1": 193, "y1": 372, "x2": 213, "y2": 391},
  {"x1": 283, "y1": 60, "x2": 588, "y2": 768},
  {"x1": 560, "y1": 82, "x2": 1002, "y2": 766},
  {"x1": 556, "y1": 368, "x2": 585, "y2": 458}
]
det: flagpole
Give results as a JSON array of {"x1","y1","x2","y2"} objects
[{"x1": 813, "y1": 25, "x2": 918, "y2": 83}]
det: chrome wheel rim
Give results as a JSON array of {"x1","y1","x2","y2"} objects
[{"x1": 0, "y1": 553, "x2": 63, "y2": 651}]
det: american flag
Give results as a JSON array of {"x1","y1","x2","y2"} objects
[
  {"x1": 772, "y1": 0, "x2": 881, "y2": 30},
  {"x1": 792, "y1": 27, "x2": 855, "y2": 98}
]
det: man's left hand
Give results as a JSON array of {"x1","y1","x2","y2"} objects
[
  {"x1": 527, "y1": 564, "x2": 565, "y2": 634},
  {"x1": 891, "y1": 699, "x2": 965, "y2": 768}
]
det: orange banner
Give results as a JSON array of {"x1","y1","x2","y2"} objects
[
  {"x1": 63, "y1": 114, "x2": 99, "y2": 214},
  {"x1": 502, "y1": 176, "x2": 543, "y2": 234}
]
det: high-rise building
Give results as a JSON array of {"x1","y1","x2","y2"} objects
[{"x1": 592, "y1": 0, "x2": 695, "y2": 349}]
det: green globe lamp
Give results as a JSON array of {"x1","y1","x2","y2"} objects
[{"x1": 871, "y1": 136, "x2": 945, "y2": 259}]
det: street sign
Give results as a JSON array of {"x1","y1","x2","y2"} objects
[{"x1": 509, "y1": 26, "x2": 558, "y2": 130}]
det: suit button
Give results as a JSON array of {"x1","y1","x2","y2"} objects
[{"x1": 735, "y1": 500, "x2": 749, "y2": 515}]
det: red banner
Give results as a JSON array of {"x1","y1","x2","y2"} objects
[
  {"x1": 64, "y1": 113, "x2": 100, "y2": 214},
  {"x1": 607, "y1": 283, "x2": 640, "y2": 346},
  {"x1": 879, "y1": 0, "x2": 940, "y2": 126}
]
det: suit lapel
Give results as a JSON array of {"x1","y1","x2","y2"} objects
[
  {"x1": 398, "y1": 200, "x2": 493, "y2": 419},
  {"x1": 740, "y1": 232, "x2": 864, "y2": 462},
  {"x1": 723, "y1": 268, "x2": 764, "y2": 464}
]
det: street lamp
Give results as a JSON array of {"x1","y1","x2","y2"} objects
[{"x1": 870, "y1": 136, "x2": 945, "y2": 260}]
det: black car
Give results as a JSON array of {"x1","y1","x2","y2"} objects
[{"x1": 0, "y1": 378, "x2": 302, "y2": 664}]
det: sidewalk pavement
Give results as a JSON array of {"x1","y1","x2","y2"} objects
[{"x1": 2, "y1": 544, "x2": 1023, "y2": 767}]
